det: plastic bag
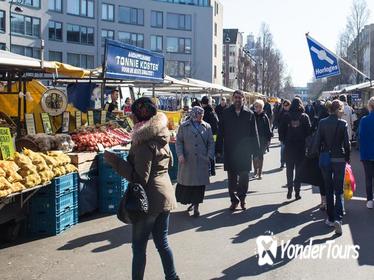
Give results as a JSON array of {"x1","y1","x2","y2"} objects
[{"x1": 344, "y1": 164, "x2": 356, "y2": 200}]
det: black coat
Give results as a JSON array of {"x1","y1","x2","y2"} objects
[
  {"x1": 264, "y1": 102, "x2": 273, "y2": 121},
  {"x1": 215, "y1": 104, "x2": 228, "y2": 123},
  {"x1": 253, "y1": 112, "x2": 272, "y2": 156},
  {"x1": 203, "y1": 105, "x2": 219, "y2": 135},
  {"x1": 279, "y1": 112, "x2": 312, "y2": 162},
  {"x1": 216, "y1": 106, "x2": 257, "y2": 172}
]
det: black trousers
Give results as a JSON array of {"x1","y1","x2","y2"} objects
[
  {"x1": 286, "y1": 157, "x2": 302, "y2": 191},
  {"x1": 363, "y1": 160, "x2": 374, "y2": 201},
  {"x1": 227, "y1": 171, "x2": 249, "y2": 203}
]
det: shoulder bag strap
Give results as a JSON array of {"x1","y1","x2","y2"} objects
[{"x1": 254, "y1": 115, "x2": 261, "y2": 149}]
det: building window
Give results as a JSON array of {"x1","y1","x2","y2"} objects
[
  {"x1": 67, "y1": 0, "x2": 94, "y2": 18},
  {"x1": 67, "y1": 53, "x2": 94, "y2": 68},
  {"x1": 11, "y1": 45, "x2": 40, "y2": 58},
  {"x1": 214, "y1": 2, "x2": 219, "y2": 16},
  {"x1": 0, "y1": 10, "x2": 5, "y2": 33},
  {"x1": 48, "y1": 0, "x2": 62, "y2": 12},
  {"x1": 118, "y1": 31, "x2": 144, "y2": 48},
  {"x1": 48, "y1": 20, "x2": 62, "y2": 41},
  {"x1": 0, "y1": 43, "x2": 5, "y2": 50},
  {"x1": 49, "y1": 50, "x2": 62, "y2": 62},
  {"x1": 214, "y1": 65, "x2": 217, "y2": 79},
  {"x1": 11, "y1": 13, "x2": 40, "y2": 38},
  {"x1": 150, "y1": 35, "x2": 163, "y2": 52},
  {"x1": 167, "y1": 13, "x2": 192, "y2": 30},
  {"x1": 101, "y1": 29, "x2": 114, "y2": 46},
  {"x1": 67, "y1": 24, "x2": 94, "y2": 45},
  {"x1": 151, "y1": 11, "x2": 163, "y2": 28},
  {"x1": 166, "y1": 61, "x2": 191, "y2": 78},
  {"x1": 153, "y1": 0, "x2": 209, "y2": 7},
  {"x1": 21, "y1": 0, "x2": 40, "y2": 9},
  {"x1": 119, "y1": 6, "x2": 144, "y2": 26},
  {"x1": 214, "y1": 23, "x2": 217, "y2": 36},
  {"x1": 229, "y1": 66, "x2": 235, "y2": 73},
  {"x1": 102, "y1": 3, "x2": 114, "y2": 21},
  {"x1": 166, "y1": 37, "x2": 191, "y2": 54},
  {"x1": 214, "y1": 44, "x2": 217, "y2": 58}
]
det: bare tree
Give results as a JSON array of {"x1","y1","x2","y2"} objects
[{"x1": 346, "y1": 0, "x2": 370, "y2": 83}]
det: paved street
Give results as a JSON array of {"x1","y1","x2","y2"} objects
[{"x1": 1, "y1": 136, "x2": 374, "y2": 280}]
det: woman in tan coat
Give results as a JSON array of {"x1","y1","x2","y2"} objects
[
  {"x1": 175, "y1": 106, "x2": 215, "y2": 217},
  {"x1": 104, "y1": 97, "x2": 179, "y2": 280}
]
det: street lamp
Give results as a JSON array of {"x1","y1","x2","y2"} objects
[
  {"x1": 243, "y1": 48, "x2": 260, "y2": 93},
  {"x1": 9, "y1": 0, "x2": 24, "y2": 52}
]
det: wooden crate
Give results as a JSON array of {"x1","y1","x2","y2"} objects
[{"x1": 68, "y1": 152, "x2": 98, "y2": 166}]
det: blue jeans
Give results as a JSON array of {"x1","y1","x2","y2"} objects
[
  {"x1": 280, "y1": 143, "x2": 285, "y2": 165},
  {"x1": 132, "y1": 212, "x2": 177, "y2": 280},
  {"x1": 320, "y1": 162, "x2": 345, "y2": 222}
]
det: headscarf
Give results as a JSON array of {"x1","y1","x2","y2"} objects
[
  {"x1": 131, "y1": 97, "x2": 157, "y2": 122},
  {"x1": 190, "y1": 106, "x2": 204, "y2": 121}
]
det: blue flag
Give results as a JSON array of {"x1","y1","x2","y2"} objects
[{"x1": 306, "y1": 35, "x2": 340, "y2": 79}]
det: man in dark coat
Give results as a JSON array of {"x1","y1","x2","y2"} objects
[
  {"x1": 216, "y1": 90, "x2": 257, "y2": 211},
  {"x1": 201, "y1": 96, "x2": 219, "y2": 135},
  {"x1": 215, "y1": 97, "x2": 228, "y2": 123}
]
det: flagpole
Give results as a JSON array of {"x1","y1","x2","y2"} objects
[{"x1": 306, "y1": 33, "x2": 371, "y2": 81}]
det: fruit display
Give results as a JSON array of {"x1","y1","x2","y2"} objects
[
  {"x1": 71, "y1": 124, "x2": 131, "y2": 152},
  {"x1": 0, "y1": 149, "x2": 78, "y2": 198},
  {"x1": 0, "y1": 160, "x2": 25, "y2": 198}
]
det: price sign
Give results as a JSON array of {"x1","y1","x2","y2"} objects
[
  {"x1": 87, "y1": 110, "x2": 94, "y2": 126},
  {"x1": 100, "y1": 110, "x2": 107, "y2": 124},
  {"x1": 62, "y1": 111, "x2": 70, "y2": 133},
  {"x1": 25, "y1": 113, "x2": 36, "y2": 135},
  {"x1": 0, "y1": 127, "x2": 15, "y2": 160},
  {"x1": 41, "y1": 113, "x2": 53, "y2": 134},
  {"x1": 75, "y1": 111, "x2": 82, "y2": 129}
]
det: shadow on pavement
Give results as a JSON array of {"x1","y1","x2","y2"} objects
[
  {"x1": 58, "y1": 224, "x2": 132, "y2": 253},
  {"x1": 211, "y1": 220, "x2": 338, "y2": 279}
]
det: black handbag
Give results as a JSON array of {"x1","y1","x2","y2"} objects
[{"x1": 117, "y1": 182, "x2": 149, "y2": 224}]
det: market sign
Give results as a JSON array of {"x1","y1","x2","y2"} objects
[
  {"x1": 306, "y1": 35, "x2": 340, "y2": 79},
  {"x1": 104, "y1": 39, "x2": 164, "y2": 82},
  {"x1": 41, "y1": 113, "x2": 53, "y2": 134},
  {"x1": 350, "y1": 91, "x2": 362, "y2": 101},
  {"x1": 0, "y1": 127, "x2": 15, "y2": 160},
  {"x1": 25, "y1": 113, "x2": 36, "y2": 135}
]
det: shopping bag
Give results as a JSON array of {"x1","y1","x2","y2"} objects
[{"x1": 343, "y1": 164, "x2": 356, "y2": 200}]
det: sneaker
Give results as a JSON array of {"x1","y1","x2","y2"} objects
[
  {"x1": 325, "y1": 219, "x2": 335, "y2": 227},
  {"x1": 366, "y1": 200, "x2": 374, "y2": 209},
  {"x1": 334, "y1": 221, "x2": 343, "y2": 235}
]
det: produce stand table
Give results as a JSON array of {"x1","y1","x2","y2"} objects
[{"x1": 0, "y1": 183, "x2": 50, "y2": 241}]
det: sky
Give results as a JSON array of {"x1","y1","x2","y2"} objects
[{"x1": 221, "y1": 0, "x2": 374, "y2": 87}]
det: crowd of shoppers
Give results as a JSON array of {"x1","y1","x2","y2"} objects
[{"x1": 103, "y1": 91, "x2": 374, "y2": 279}]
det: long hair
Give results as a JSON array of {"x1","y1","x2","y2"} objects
[{"x1": 289, "y1": 98, "x2": 305, "y2": 114}]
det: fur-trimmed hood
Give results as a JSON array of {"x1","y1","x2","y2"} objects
[{"x1": 131, "y1": 112, "x2": 170, "y2": 146}]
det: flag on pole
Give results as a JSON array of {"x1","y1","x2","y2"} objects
[{"x1": 306, "y1": 35, "x2": 340, "y2": 79}]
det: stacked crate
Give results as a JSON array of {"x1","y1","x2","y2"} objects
[
  {"x1": 28, "y1": 173, "x2": 78, "y2": 235},
  {"x1": 98, "y1": 150, "x2": 129, "y2": 214}
]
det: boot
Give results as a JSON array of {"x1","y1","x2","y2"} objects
[
  {"x1": 193, "y1": 204, "x2": 200, "y2": 217},
  {"x1": 319, "y1": 196, "x2": 326, "y2": 211},
  {"x1": 252, "y1": 159, "x2": 258, "y2": 178},
  {"x1": 295, "y1": 188, "x2": 301, "y2": 200},
  {"x1": 258, "y1": 159, "x2": 263, "y2": 180},
  {"x1": 287, "y1": 188, "x2": 292, "y2": 199}
]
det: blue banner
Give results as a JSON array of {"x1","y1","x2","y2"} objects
[
  {"x1": 104, "y1": 39, "x2": 164, "y2": 82},
  {"x1": 306, "y1": 35, "x2": 340, "y2": 79}
]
